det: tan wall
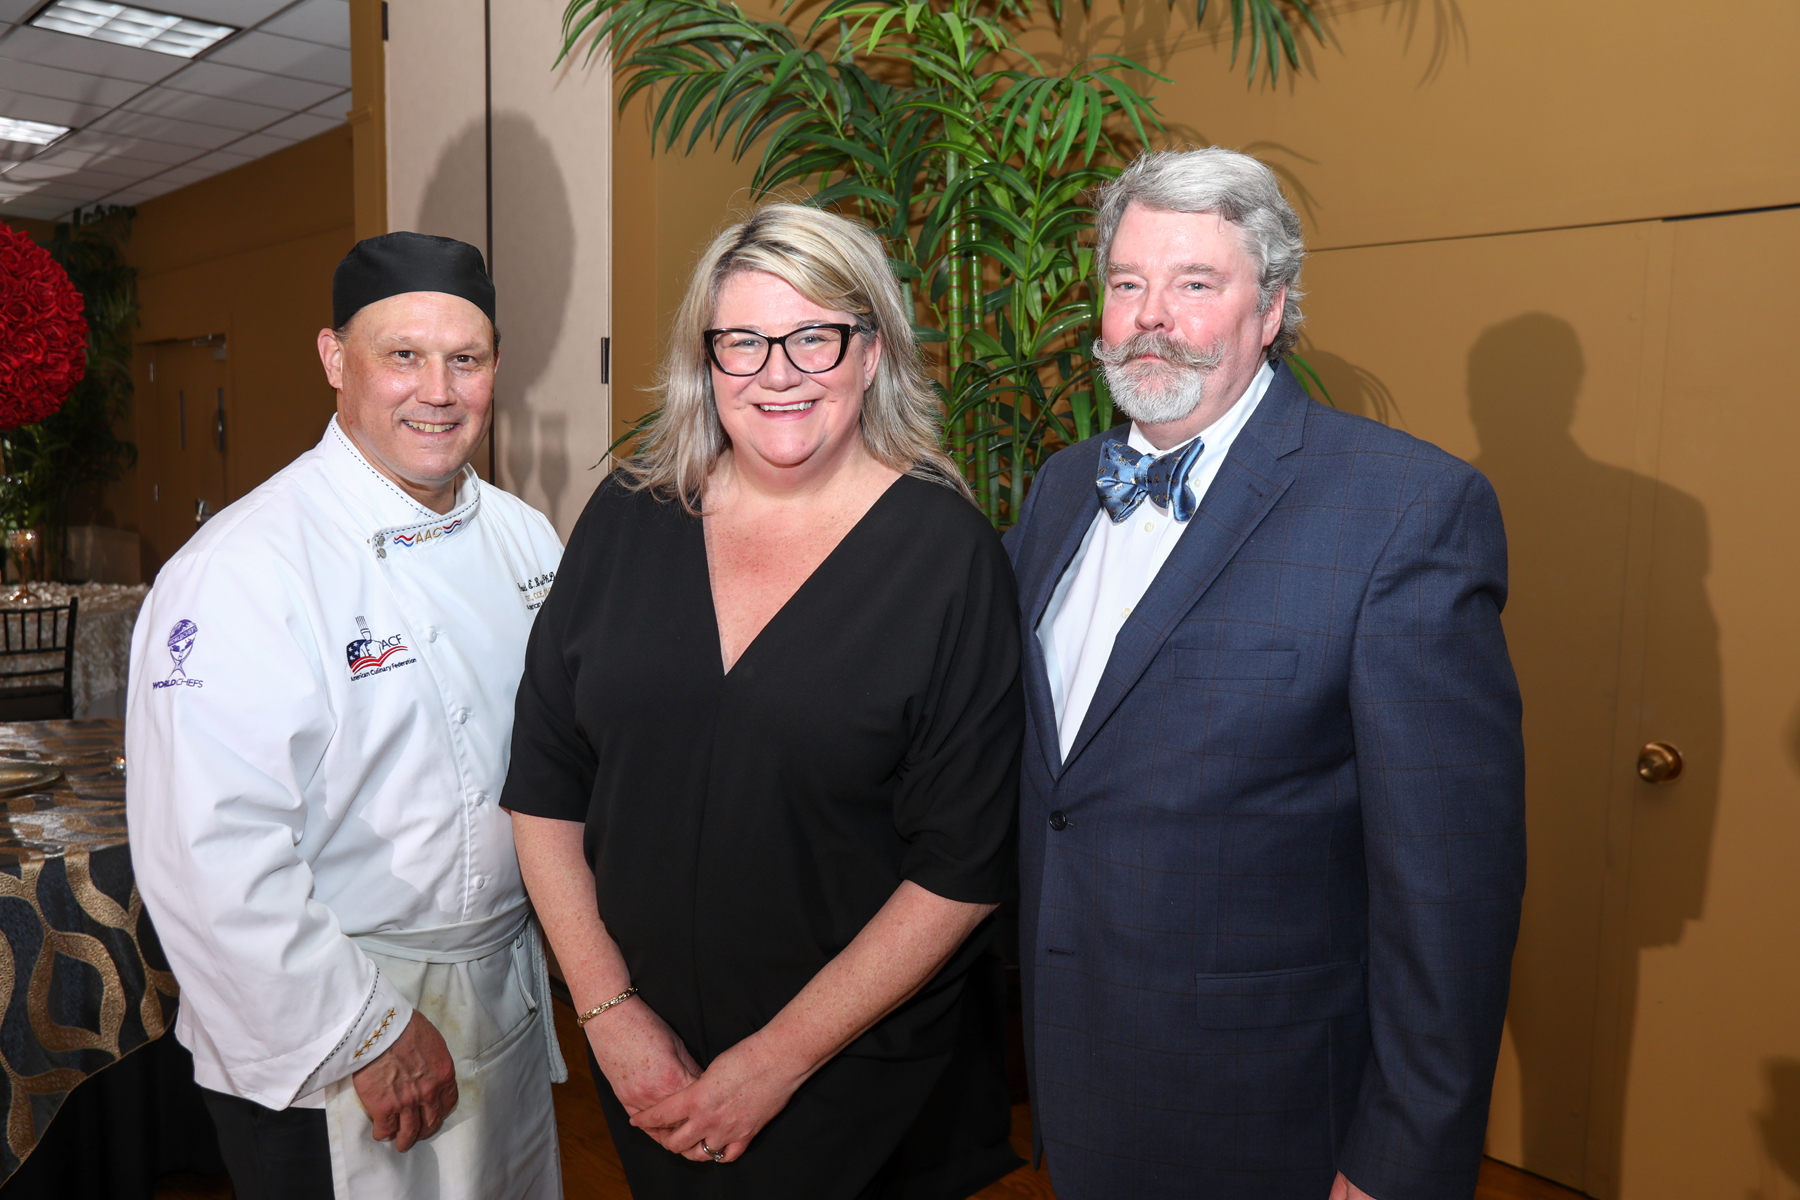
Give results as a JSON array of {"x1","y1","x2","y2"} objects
[{"x1": 112, "y1": 126, "x2": 354, "y2": 573}]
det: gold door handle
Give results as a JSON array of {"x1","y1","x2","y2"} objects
[{"x1": 1637, "y1": 742, "x2": 1684, "y2": 783}]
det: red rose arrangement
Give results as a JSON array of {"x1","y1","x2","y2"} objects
[{"x1": 0, "y1": 222, "x2": 87, "y2": 432}]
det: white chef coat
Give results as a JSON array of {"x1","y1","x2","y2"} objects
[
  {"x1": 126, "y1": 416, "x2": 564, "y2": 1112},
  {"x1": 1038, "y1": 362, "x2": 1273, "y2": 760}
]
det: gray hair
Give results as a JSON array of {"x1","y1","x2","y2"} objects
[
  {"x1": 1093, "y1": 148, "x2": 1306, "y2": 360},
  {"x1": 622, "y1": 203, "x2": 969, "y2": 510}
]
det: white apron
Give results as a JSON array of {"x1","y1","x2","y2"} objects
[{"x1": 325, "y1": 905, "x2": 568, "y2": 1200}]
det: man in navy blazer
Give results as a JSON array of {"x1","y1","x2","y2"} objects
[{"x1": 1004, "y1": 148, "x2": 1525, "y2": 1200}]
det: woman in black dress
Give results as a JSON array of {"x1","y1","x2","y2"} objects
[{"x1": 502, "y1": 204, "x2": 1023, "y2": 1197}]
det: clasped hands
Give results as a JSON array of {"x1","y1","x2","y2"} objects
[{"x1": 590, "y1": 996, "x2": 799, "y2": 1165}]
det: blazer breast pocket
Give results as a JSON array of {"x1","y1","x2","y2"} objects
[
  {"x1": 1174, "y1": 647, "x2": 1299, "y2": 682},
  {"x1": 1194, "y1": 959, "x2": 1366, "y2": 1029}
]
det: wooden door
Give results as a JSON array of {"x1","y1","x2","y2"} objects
[
  {"x1": 138, "y1": 340, "x2": 228, "y2": 573},
  {"x1": 1302, "y1": 220, "x2": 1664, "y2": 1195},
  {"x1": 1304, "y1": 207, "x2": 1800, "y2": 1197},
  {"x1": 1595, "y1": 207, "x2": 1800, "y2": 1198}
]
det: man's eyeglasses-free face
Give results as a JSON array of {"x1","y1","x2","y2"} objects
[{"x1": 704, "y1": 323, "x2": 869, "y2": 377}]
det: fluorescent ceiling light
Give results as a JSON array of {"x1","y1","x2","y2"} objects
[
  {"x1": 0, "y1": 117, "x2": 72, "y2": 146},
  {"x1": 30, "y1": 1, "x2": 237, "y2": 58}
]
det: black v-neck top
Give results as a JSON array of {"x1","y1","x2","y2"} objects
[{"x1": 503, "y1": 470, "x2": 1023, "y2": 1064}]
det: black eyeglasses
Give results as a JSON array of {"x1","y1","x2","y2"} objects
[{"x1": 703, "y1": 323, "x2": 870, "y2": 377}]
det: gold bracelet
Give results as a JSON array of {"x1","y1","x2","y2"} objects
[{"x1": 575, "y1": 986, "x2": 638, "y2": 1027}]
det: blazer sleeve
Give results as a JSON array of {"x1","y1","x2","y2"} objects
[{"x1": 1338, "y1": 464, "x2": 1526, "y2": 1200}]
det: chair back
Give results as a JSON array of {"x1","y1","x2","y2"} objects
[{"x1": 0, "y1": 597, "x2": 80, "y2": 720}]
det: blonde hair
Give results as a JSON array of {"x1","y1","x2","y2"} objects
[{"x1": 621, "y1": 204, "x2": 970, "y2": 509}]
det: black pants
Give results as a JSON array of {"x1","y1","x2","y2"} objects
[{"x1": 200, "y1": 1088, "x2": 336, "y2": 1200}]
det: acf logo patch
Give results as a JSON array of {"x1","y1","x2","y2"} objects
[{"x1": 346, "y1": 616, "x2": 417, "y2": 682}]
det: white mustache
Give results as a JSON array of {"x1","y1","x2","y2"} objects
[{"x1": 1092, "y1": 332, "x2": 1225, "y2": 373}]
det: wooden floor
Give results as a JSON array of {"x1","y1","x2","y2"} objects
[{"x1": 154, "y1": 998, "x2": 1588, "y2": 1200}]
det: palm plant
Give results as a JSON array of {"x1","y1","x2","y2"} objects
[{"x1": 567, "y1": 0, "x2": 1322, "y2": 525}]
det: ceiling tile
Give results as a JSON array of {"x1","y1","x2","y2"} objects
[
  {"x1": 0, "y1": 25, "x2": 185, "y2": 86},
  {"x1": 0, "y1": 195, "x2": 74, "y2": 220},
  {"x1": 160, "y1": 58, "x2": 339, "y2": 109},
  {"x1": 0, "y1": 61, "x2": 146, "y2": 109},
  {"x1": 33, "y1": 139, "x2": 184, "y2": 175},
  {"x1": 146, "y1": 163, "x2": 212, "y2": 186},
  {"x1": 259, "y1": 110, "x2": 340, "y2": 142},
  {"x1": 0, "y1": 88, "x2": 108, "y2": 128},
  {"x1": 124, "y1": 86, "x2": 289, "y2": 133},
  {"x1": 8, "y1": 179, "x2": 100, "y2": 201},
  {"x1": 112, "y1": 175, "x2": 188, "y2": 201},
  {"x1": 0, "y1": 159, "x2": 141, "y2": 187},
  {"x1": 217, "y1": 130, "x2": 293, "y2": 158},
  {"x1": 161, "y1": 0, "x2": 291, "y2": 25},
  {"x1": 262, "y1": 0, "x2": 350, "y2": 50},
  {"x1": 206, "y1": 30, "x2": 349, "y2": 86},
  {"x1": 53, "y1": 129, "x2": 196, "y2": 165},
  {"x1": 183, "y1": 147, "x2": 253, "y2": 172},
  {"x1": 304, "y1": 89, "x2": 351, "y2": 119},
  {"x1": 89, "y1": 109, "x2": 251, "y2": 150}
]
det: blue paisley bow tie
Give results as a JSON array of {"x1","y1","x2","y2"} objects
[{"x1": 1096, "y1": 437, "x2": 1206, "y2": 524}]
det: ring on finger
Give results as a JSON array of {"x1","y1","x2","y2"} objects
[{"x1": 700, "y1": 1138, "x2": 726, "y2": 1163}]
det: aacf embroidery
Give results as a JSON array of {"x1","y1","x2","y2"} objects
[
  {"x1": 152, "y1": 619, "x2": 204, "y2": 689},
  {"x1": 390, "y1": 518, "x2": 464, "y2": 548},
  {"x1": 517, "y1": 569, "x2": 555, "y2": 612},
  {"x1": 346, "y1": 616, "x2": 417, "y2": 682},
  {"x1": 353, "y1": 1008, "x2": 397, "y2": 1059}
]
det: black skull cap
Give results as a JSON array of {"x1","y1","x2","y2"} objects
[{"x1": 332, "y1": 231, "x2": 495, "y2": 328}]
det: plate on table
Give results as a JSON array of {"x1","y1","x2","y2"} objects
[{"x1": 0, "y1": 762, "x2": 61, "y2": 796}]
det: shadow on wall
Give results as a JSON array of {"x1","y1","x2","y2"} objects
[
  {"x1": 1293, "y1": 344, "x2": 1402, "y2": 427},
  {"x1": 413, "y1": 113, "x2": 576, "y2": 525},
  {"x1": 1755, "y1": 1058, "x2": 1800, "y2": 1198},
  {"x1": 1467, "y1": 313, "x2": 1720, "y2": 1194}
]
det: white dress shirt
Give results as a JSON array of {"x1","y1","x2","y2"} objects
[
  {"x1": 126, "y1": 418, "x2": 563, "y2": 1109},
  {"x1": 1038, "y1": 362, "x2": 1274, "y2": 761}
]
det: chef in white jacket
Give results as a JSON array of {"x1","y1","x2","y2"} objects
[{"x1": 127, "y1": 232, "x2": 566, "y2": 1200}]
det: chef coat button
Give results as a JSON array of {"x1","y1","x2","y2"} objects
[
  {"x1": 374, "y1": 534, "x2": 386, "y2": 546},
  {"x1": 455, "y1": 708, "x2": 469, "y2": 724},
  {"x1": 426, "y1": 626, "x2": 439, "y2": 642},
  {"x1": 472, "y1": 875, "x2": 486, "y2": 889},
  {"x1": 474, "y1": 791, "x2": 488, "y2": 805},
  {"x1": 376, "y1": 548, "x2": 386, "y2": 559},
  {"x1": 1049, "y1": 811, "x2": 1068, "y2": 831}
]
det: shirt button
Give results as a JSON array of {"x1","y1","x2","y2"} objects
[
  {"x1": 426, "y1": 626, "x2": 439, "y2": 642},
  {"x1": 474, "y1": 791, "x2": 488, "y2": 805},
  {"x1": 1049, "y1": 811, "x2": 1068, "y2": 831},
  {"x1": 1121, "y1": 606, "x2": 1132, "y2": 620},
  {"x1": 455, "y1": 708, "x2": 469, "y2": 724},
  {"x1": 1143, "y1": 521, "x2": 1155, "y2": 533},
  {"x1": 472, "y1": 875, "x2": 486, "y2": 889}
]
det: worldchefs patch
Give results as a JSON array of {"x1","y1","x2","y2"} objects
[
  {"x1": 152, "y1": 619, "x2": 203, "y2": 689},
  {"x1": 346, "y1": 615, "x2": 417, "y2": 682}
]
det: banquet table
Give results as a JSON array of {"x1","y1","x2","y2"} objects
[
  {"x1": 0, "y1": 585, "x2": 149, "y2": 719},
  {"x1": 0, "y1": 720, "x2": 180, "y2": 1185}
]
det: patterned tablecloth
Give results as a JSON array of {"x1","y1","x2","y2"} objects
[
  {"x1": 0, "y1": 720, "x2": 176, "y2": 1182},
  {"x1": 0, "y1": 583, "x2": 149, "y2": 718}
]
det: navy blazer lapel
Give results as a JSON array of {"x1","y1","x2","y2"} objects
[
  {"x1": 1058, "y1": 369, "x2": 1310, "y2": 773},
  {"x1": 1019, "y1": 434, "x2": 1114, "y2": 778}
]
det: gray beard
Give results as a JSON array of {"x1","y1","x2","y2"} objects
[{"x1": 1093, "y1": 331, "x2": 1225, "y2": 426}]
